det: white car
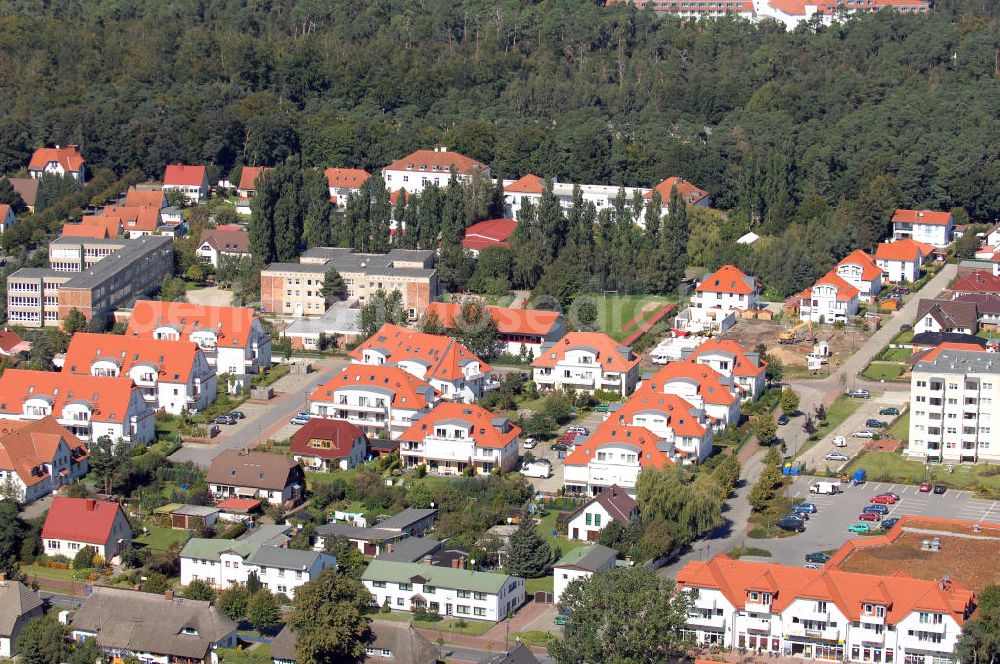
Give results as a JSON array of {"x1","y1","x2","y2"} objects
[
  {"x1": 523, "y1": 438, "x2": 537, "y2": 449},
  {"x1": 567, "y1": 426, "x2": 589, "y2": 435},
  {"x1": 852, "y1": 430, "x2": 875, "y2": 439},
  {"x1": 825, "y1": 452, "x2": 849, "y2": 462},
  {"x1": 832, "y1": 436, "x2": 847, "y2": 448}
]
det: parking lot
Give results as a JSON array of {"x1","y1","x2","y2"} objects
[
  {"x1": 516, "y1": 409, "x2": 607, "y2": 494},
  {"x1": 742, "y1": 476, "x2": 1000, "y2": 566}
]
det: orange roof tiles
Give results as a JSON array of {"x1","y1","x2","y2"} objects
[
  {"x1": 103, "y1": 205, "x2": 160, "y2": 233},
  {"x1": 611, "y1": 388, "x2": 712, "y2": 436},
  {"x1": 42, "y1": 497, "x2": 126, "y2": 544},
  {"x1": 532, "y1": 332, "x2": 638, "y2": 373},
  {"x1": 398, "y1": 402, "x2": 519, "y2": 449},
  {"x1": 324, "y1": 168, "x2": 372, "y2": 190},
  {"x1": 309, "y1": 364, "x2": 437, "y2": 410},
  {"x1": 563, "y1": 423, "x2": 675, "y2": 468},
  {"x1": 0, "y1": 204, "x2": 11, "y2": 220},
  {"x1": 63, "y1": 333, "x2": 202, "y2": 384},
  {"x1": 290, "y1": 419, "x2": 366, "y2": 460},
  {"x1": 61, "y1": 220, "x2": 114, "y2": 239},
  {"x1": 28, "y1": 146, "x2": 85, "y2": 172},
  {"x1": 461, "y1": 219, "x2": 518, "y2": 252},
  {"x1": 0, "y1": 417, "x2": 87, "y2": 488},
  {"x1": 688, "y1": 338, "x2": 766, "y2": 378},
  {"x1": 427, "y1": 302, "x2": 560, "y2": 338},
  {"x1": 696, "y1": 265, "x2": 757, "y2": 295},
  {"x1": 837, "y1": 249, "x2": 882, "y2": 281},
  {"x1": 389, "y1": 188, "x2": 410, "y2": 206},
  {"x1": 238, "y1": 166, "x2": 272, "y2": 192},
  {"x1": 163, "y1": 164, "x2": 207, "y2": 187},
  {"x1": 504, "y1": 174, "x2": 545, "y2": 194},
  {"x1": 918, "y1": 342, "x2": 991, "y2": 363},
  {"x1": 351, "y1": 324, "x2": 491, "y2": 382},
  {"x1": 645, "y1": 177, "x2": 710, "y2": 206},
  {"x1": 642, "y1": 362, "x2": 737, "y2": 405},
  {"x1": 799, "y1": 271, "x2": 860, "y2": 301},
  {"x1": 126, "y1": 301, "x2": 259, "y2": 349},
  {"x1": 875, "y1": 238, "x2": 935, "y2": 262},
  {"x1": 0, "y1": 369, "x2": 140, "y2": 423},
  {"x1": 124, "y1": 188, "x2": 167, "y2": 209},
  {"x1": 892, "y1": 209, "x2": 953, "y2": 227},
  {"x1": 0, "y1": 328, "x2": 28, "y2": 355},
  {"x1": 384, "y1": 149, "x2": 487, "y2": 176}
]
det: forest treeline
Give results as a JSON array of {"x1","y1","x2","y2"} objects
[{"x1": 0, "y1": 0, "x2": 997, "y2": 298}]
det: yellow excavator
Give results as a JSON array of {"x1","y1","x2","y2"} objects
[{"x1": 779, "y1": 320, "x2": 815, "y2": 344}]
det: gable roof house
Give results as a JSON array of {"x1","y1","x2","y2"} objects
[
  {"x1": 677, "y1": 265, "x2": 761, "y2": 334},
  {"x1": 196, "y1": 228, "x2": 251, "y2": 268},
  {"x1": 382, "y1": 148, "x2": 489, "y2": 195},
  {"x1": 891, "y1": 209, "x2": 954, "y2": 248},
  {"x1": 638, "y1": 361, "x2": 742, "y2": 430},
  {"x1": 124, "y1": 186, "x2": 167, "y2": 209},
  {"x1": 270, "y1": 620, "x2": 440, "y2": 664},
  {"x1": 3, "y1": 177, "x2": 39, "y2": 213},
  {"x1": 645, "y1": 176, "x2": 712, "y2": 213},
  {"x1": 396, "y1": 403, "x2": 520, "y2": 476},
  {"x1": 553, "y1": 543, "x2": 619, "y2": 604},
  {"x1": 562, "y1": 424, "x2": 682, "y2": 496},
  {"x1": 163, "y1": 164, "x2": 210, "y2": 204},
  {"x1": 875, "y1": 238, "x2": 936, "y2": 284},
  {"x1": 0, "y1": 578, "x2": 44, "y2": 658},
  {"x1": 0, "y1": 204, "x2": 15, "y2": 234},
  {"x1": 102, "y1": 204, "x2": 163, "y2": 238},
  {"x1": 290, "y1": 418, "x2": 368, "y2": 472},
  {"x1": 603, "y1": 383, "x2": 717, "y2": 462},
  {"x1": 27, "y1": 145, "x2": 86, "y2": 183},
  {"x1": 235, "y1": 166, "x2": 272, "y2": 214},
  {"x1": 324, "y1": 168, "x2": 372, "y2": 208},
  {"x1": 687, "y1": 338, "x2": 767, "y2": 401},
  {"x1": 314, "y1": 508, "x2": 438, "y2": 555},
  {"x1": 206, "y1": 449, "x2": 305, "y2": 506},
  {"x1": 0, "y1": 328, "x2": 31, "y2": 357},
  {"x1": 42, "y1": 497, "x2": 132, "y2": 559},
  {"x1": 0, "y1": 417, "x2": 89, "y2": 504},
  {"x1": 71, "y1": 587, "x2": 238, "y2": 664},
  {"x1": 950, "y1": 270, "x2": 1000, "y2": 298},
  {"x1": 954, "y1": 293, "x2": 1000, "y2": 330},
  {"x1": 796, "y1": 271, "x2": 860, "y2": 324},
  {"x1": 532, "y1": 331, "x2": 641, "y2": 396},
  {"x1": 835, "y1": 249, "x2": 883, "y2": 302},
  {"x1": 566, "y1": 485, "x2": 639, "y2": 542},
  {"x1": 914, "y1": 299, "x2": 979, "y2": 336},
  {"x1": 461, "y1": 218, "x2": 518, "y2": 257}
]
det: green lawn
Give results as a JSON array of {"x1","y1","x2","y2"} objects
[
  {"x1": 525, "y1": 576, "x2": 553, "y2": 595},
  {"x1": 134, "y1": 526, "x2": 191, "y2": 551},
  {"x1": 414, "y1": 617, "x2": 494, "y2": 636},
  {"x1": 879, "y1": 347, "x2": 913, "y2": 362},
  {"x1": 536, "y1": 510, "x2": 588, "y2": 559},
  {"x1": 862, "y1": 362, "x2": 907, "y2": 382},
  {"x1": 795, "y1": 395, "x2": 863, "y2": 459},
  {"x1": 515, "y1": 631, "x2": 557, "y2": 647},
  {"x1": 218, "y1": 644, "x2": 272, "y2": 664},
  {"x1": 596, "y1": 294, "x2": 675, "y2": 342},
  {"x1": 844, "y1": 451, "x2": 1000, "y2": 491},
  {"x1": 888, "y1": 412, "x2": 909, "y2": 442},
  {"x1": 891, "y1": 329, "x2": 915, "y2": 345},
  {"x1": 23, "y1": 565, "x2": 91, "y2": 582}
]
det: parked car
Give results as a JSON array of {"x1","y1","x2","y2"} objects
[
  {"x1": 214, "y1": 414, "x2": 237, "y2": 425},
  {"x1": 788, "y1": 511, "x2": 809, "y2": 521},
  {"x1": 871, "y1": 494, "x2": 897, "y2": 505},
  {"x1": 847, "y1": 389, "x2": 870, "y2": 399},
  {"x1": 825, "y1": 452, "x2": 849, "y2": 462},
  {"x1": 864, "y1": 504, "x2": 889, "y2": 514},
  {"x1": 805, "y1": 552, "x2": 831, "y2": 563},
  {"x1": 933, "y1": 484, "x2": 947, "y2": 494},
  {"x1": 594, "y1": 404, "x2": 610, "y2": 412},
  {"x1": 228, "y1": 411, "x2": 246, "y2": 420},
  {"x1": 879, "y1": 407, "x2": 900, "y2": 416},
  {"x1": 849, "y1": 523, "x2": 872, "y2": 533},
  {"x1": 521, "y1": 462, "x2": 552, "y2": 479},
  {"x1": 919, "y1": 481, "x2": 933, "y2": 492},
  {"x1": 554, "y1": 612, "x2": 570, "y2": 626},
  {"x1": 290, "y1": 415, "x2": 310, "y2": 425},
  {"x1": 804, "y1": 563, "x2": 821, "y2": 569},
  {"x1": 794, "y1": 503, "x2": 818, "y2": 514},
  {"x1": 777, "y1": 414, "x2": 789, "y2": 426},
  {"x1": 777, "y1": 516, "x2": 806, "y2": 532},
  {"x1": 879, "y1": 492, "x2": 901, "y2": 501},
  {"x1": 832, "y1": 436, "x2": 847, "y2": 447},
  {"x1": 550, "y1": 442, "x2": 570, "y2": 452},
  {"x1": 852, "y1": 430, "x2": 875, "y2": 439},
  {"x1": 523, "y1": 438, "x2": 537, "y2": 449},
  {"x1": 858, "y1": 512, "x2": 881, "y2": 522},
  {"x1": 567, "y1": 426, "x2": 590, "y2": 435},
  {"x1": 881, "y1": 517, "x2": 900, "y2": 530},
  {"x1": 296, "y1": 411, "x2": 312, "y2": 420},
  {"x1": 865, "y1": 419, "x2": 887, "y2": 429}
]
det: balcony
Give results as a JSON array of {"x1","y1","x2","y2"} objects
[
  {"x1": 560, "y1": 374, "x2": 596, "y2": 387},
  {"x1": 693, "y1": 597, "x2": 717, "y2": 612},
  {"x1": 686, "y1": 613, "x2": 726, "y2": 629},
  {"x1": 785, "y1": 624, "x2": 841, "y2": 641},
  {"x1": 745, "y1": 617, "x2": 772, "y2": 632},
  {"x1": 915, "y1": 621, "x2": 947, "y2": 634},
  {"x1": 745, "y1": 600, "x2": 771, "y2": 613},
  {"x1": 855, "y1": 628, "x2": 885, "y2": 645}
]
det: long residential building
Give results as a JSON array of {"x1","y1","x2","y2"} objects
[
  {"x1": 426, "y1": 302, "x2": 565, "y2": 357},
  {"x1": 907, "y1": 344, "x2": 1000, "y2": 464},
  {"x1": 607, "y1": 0, "x2": 930, "y2": 28},
  {"x1": 676, "y1": 553, "x2": 972, "y2": 664},
  {"x1": 687, "y1": 338, "x2": 768, "y2": 401},
  {"x1": 381, "y1": 148, "x2": 488, "y2": 195},
  {"x1": 397, "y1": 403, "x2": 520, "y2": 476},
  {"x1": 6, "y1": 235, "x2": 173, "y2": 328},
  {"x1": 532, "y1": 332, "x2": 641, "y2": 396},
  {"x1": 563, "y1": 424, "x2": 680, "y2": 496}
]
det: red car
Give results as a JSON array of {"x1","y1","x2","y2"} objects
[
  {"x1": 919, "y1": 482, "x2": 933, "y2": 492},
  {"x1": 871, "y1": 495, "x2": 897, "y2": 505},
  {"x1": 858, "y1": 512, "x2": 881, "y2": 521}
]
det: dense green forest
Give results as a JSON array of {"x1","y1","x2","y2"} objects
[{"x1": 0, "y1": 0, "x2": 997, "y2": 298}]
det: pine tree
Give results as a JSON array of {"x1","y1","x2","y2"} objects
[
  {"x1": 453, "y1": 300, "x2": 500, "y2": 359},
  {"x1": 249, "y1": 169, "x2": 280, "y2": 263},
  {"x1": 505, "y1": 513, "x2": 554, "y2": 579},
  {"x1": 369, "y1": 176, "x2": 392, "y2": 253},
  {"x1": 302, "y1": 169, "x2": 332, "y2": 248}
]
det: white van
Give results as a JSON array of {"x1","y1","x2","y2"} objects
[
  {"x1": 832, "y1": 436, "x2": 847, "y2": 447},
  {"x1": 810, "y1": 481, "x2": 842, "y2": 495},
  {"x1": 521, "y1": 462, "x2": 552, "y2": 479}
]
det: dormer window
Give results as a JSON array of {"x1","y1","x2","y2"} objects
[{"x1": 180, "y1": 626, "x2": 198, "y2": 636}]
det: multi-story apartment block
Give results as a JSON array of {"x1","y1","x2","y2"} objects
[
  {"x1": 676, "y1": 553, "x2": 973, "y2": 664},
  {"x1": 352, "y1": 324, "x2": 491, "y2": 403},
  {"x1": 6, "y1": 235, "x2": 173, "y2": 328},
  {"x1": 607, "y1": 0, "x2": 929, "y2": 28},
  {"x1": 0, "y1": 417, "x2": 89, "y2": 504},
  {"x1": 677, "y1": 264, "x2": 761, "y2": 334},
  {"x1": 876, "y1": 239, "x2": 935, "y2": 284},
  {"x1": 62, "y1": 333, "x2": 217, "y2": 415},
  {"x1": 636, "y1": 362, "x2": 741, "y2": 430},
  {"x1": 907, "y1": 345, "x2": 1000, "y2": 463},
  {"x1": 426, "y1": 302, "x2": 566, "y2": 357},
  {"x1": 836, "y1": 250, "x2": 883, "y2": 302},
  {"x1": 308, "y1": 364, "x2": 438, "y2": 439},
  {"x1": 362, "y1": 560, "x2": 525, "y2": 622},
  {"x1": 532, "y1": 332, "x2": 641, "y2": 396},
  {"x1": 797, "y1": 271, "x2": 860, "y2": 324},
  {"x1": 503, "y1": 174, "x2": 648, "y2": 220},
  {"x1": 0, "y1": 369, "x2": 155, "y2": 445},
  {"x1": 162, "y1": 164, "x2": 210, "y2": 204},
  {"x1": 603, "y1": 389, "x2": 715, "y2": 462},
  {"x1": 563, "y1": 424, "x2": 679, "y2": 496},
  {"x1": 325, "y1": 168, "x2": 371, "y2": 207},
  {"x1": 382, "y1": 148, "x2": 488, "y2": 195},
  {"x1": 396, "y1": 403, "x2": 520, "y2": 476},
  {"x1": 892, "y1": 209, "x2": 954, "y2": 248},
  {"x1": 27, "y1": 145, "x2": 86, "y2": 183},
  {"x1": 687, "y1": 338, "x2": 767, "y2": 401},
  {"x1": 261, "y1": 248, "x2": 438, "y2": 320}
]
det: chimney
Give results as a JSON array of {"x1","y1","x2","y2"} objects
[
  {"x1": 85, "y1": 499, "x2": 96, "y2": 511},
  {"x1": 165, "y1": 589, "x2": 174, "y2": 601}
]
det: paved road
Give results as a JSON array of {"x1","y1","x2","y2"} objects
[{"x1": 169, "y1": 357, "x2": 349, "y2": 467}]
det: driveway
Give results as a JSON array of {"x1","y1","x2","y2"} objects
[{"x1": 518, "y1": 410, "x2": 607, "y2": 494}]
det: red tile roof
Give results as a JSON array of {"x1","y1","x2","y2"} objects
[
  {"x1": 696, "y1": 265, "x2": 757, "y2": 295},
  {"x1": 384, "y1": 149, "x2": 487, "y2": 176},
  {"x1": 0, "y1": 369, "x2": 141, "y2": 423},
  {"x1": 163, "y1": 164, "x2": 208, "y2": 187},
  {"x1": 461, "y1": 219, "x2": 517, "y2": 252},
  {"x1": 837, "y1": 249, "x2": 882, "y2": 281},
  {"x1": 351, "y1": 324, "x2": 491, "y2": 382},
  {"x1": 0, "y1": 328, "x2": 28, "y2": 354},
  {"x1": 427, "y1": 302, "x2": 560, "y2": 337},
  {"x1": 641, "y1": 362, "x2": 738, "y2": 405},
  {"x1": 504, "y1": 174, "x2": 545, "y2": 194},
  {"x1": 63, "y1": 216, "x2": 122, "y2": 239},
  {"x1": 645, "y1": 177, "x2": 710, "y2": 206},
  {"x1": 892, "y1": 209, "x2": 953, "y2": 227},
  {"x1": 324, "y1": 168, "x2": 371, "y2": 190},
  {"x1": 103, "y1": 205, "x2": 160, "y2": 233},
  {"x1": 126, "y1": 301, "x2": 259, "y2": 349},
  {"x1": 563, "y1": 423, "x2": 675, "y2": 468},
  {"x1": 950, "y1": 270, "x2": 1000, "y2": 295},
  {"x1": 918, "y1": 342, "x2": 991, "y2": 363},
  {"x1": 124, "y1": 188, "x2": 166, "y2": 209},
  {"x1": 799, "y1": 271, "x2": 860, "y2": 302},
  {"x1": 216, "y1": 497, "x2": 261, "y2": 511},
  {"x1": 238, "y1": 167, "x2": 272, "y2": 192},
  {"x1": 63, "y1": 333, "x2": 202, "y2": 384},
  {"x1": 767, "y1": 0, "x2": 929, "y2": 14},
  {"x1": 389, "y1": 188, "x2": 410, "y2": 206},
  {"x1": 42, "y1": 497, "x2": 126, "y2": 544},
  {"x1": 687, "y1": 338, "x2": 766, "y2": 378},
  {"x1": 0, "y1": 417, "x2": 87, "y2": 488},
  {"x1": 611, "y1": 390, "x2": 712, "y2": 438},
  {"x1": 0, "y1": 204, "x2": 11, "y2": 220},
  {"x1": 531, "y1": 332, "x2": 638, "y2": 374},
  {"x1": 28, "y1": 146, "x2": 85, "y2": 173},
  {"x1": 309, "y1": 364, "x2": 437, "y2": 410},
  {"x1": 290, "y1": 419, "x2": 367, "y2": 460},
  {"x1": 875, "y1": 238, "x2": 935, "y2": 262},
  {"x1": 398, "y1": 402, "x2": 519, "y2": 449}
]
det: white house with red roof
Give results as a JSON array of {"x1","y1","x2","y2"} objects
[
  {"x1": 351, "y1": 324, "x2": 491, "y2": 403},
  {"x1": 396, "y1": 403, "x2": 520, "y2": 475},
  {"x1": 637, "y1": 362, "x2": 741, "y2": 430},
  {"x1": 678, "y1": 265, "x2": 761, "y2": 333},
  {"x1": 562, "y1": 423, "x2": 679, "y2": 495},
  {"x1": 101, "y1": 204, "x2": 162, "y2": 238},
  {"x1": 605, "y1": 385, "x2": 716, "y2": 462},
  {"x1": 0, "y1": 369, "x2": 155, "y2": 445},
  {"x1": 426, "y1": 302, "x2": 565, "y2": 356},
  {"x1": 382, "y1": 148, "x2": 488, "y2": 195},
  {"x1": 124, "y1": 187, "x2": 167, "y2": 210},
  {"x1": 42, "y1": 497, "x2": 132, "y2": 560},
  {"x1": 532, "y1": 332, "x2": 640, "y2": 396},
  {"x1": 502, "y1": 173, "x2": 646, "y2": 221},
  {"x1": 0, "y1": 204, "x2": 15, "y2": 234},
  {"x1": 324, "y1": 168, "x2": 371, "y2": 208},
  {"x1": 835, "y1": 249, "x2": 883, "y2": 302},
  {"x1": 290, "y1": 418, "x2": 368, "y2": 472},
  {"x1": 162, "y1": 164, "x2": 210, "y2": 204},
  {"x1": 565, "y1": 485, "x2": 639, "y2": 541},
  {"x1": 891, "y1": 209, "x2": 954, "y2": 248},
  {"x1": 687, "y1": 338, "x2": 767, "y2": 401},
  {"x1": 0, "y1": 417, "x2": 89, "y2": 504},
  {"x1": 235, "y1": 166, "x2": 272, "y2": 215},
  {"x1": 797, "y1": 271, "x2": 860, "y2": 324},
  {"x1": 461, "y1": 218, "x2": 517, "y2": 257},
  {"x1": 607, "y1": 0, "x2": 755, "y2": 20},
  {"x1": 27, "y1": 145, "x2": 86, "y2": 183},
  {"x1": 644, "y1": 176, "x2": 712, "y2": 216},
  {"x1": 62, "y1": 333, "x2": 217, "y2": 415},
  {"x1": 675, "y1": 552, "x2": 972, "y2": 662},
  {"x1": 875, "y1": 239, "x2": 935, "y2": 284},
  {"x1": 308, "y1": 364, "x2": 439, "y2": 439},
  {"x1": 0, "y1": 328, "x2": 31, "y2": 357}
]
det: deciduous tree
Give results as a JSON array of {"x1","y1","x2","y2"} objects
[{"x1": 289, "y1": 569, "x2": 371, "y2": 664}]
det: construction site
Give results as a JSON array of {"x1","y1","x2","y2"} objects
[{"x1": 718, "y1": 318, "x2": 871, "y2": 376}]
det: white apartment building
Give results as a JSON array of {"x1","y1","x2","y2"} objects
[
  {"x1": 892, "y1": 210, "x2": 954, "y2": 248},
  {"x1": 0, "y1": 417, "x2": 89, "y2": 505},
  {"x1": 397, "y1": 403, "x2": 520, "y2": 476},
  {"x1": 324, "y1": 168, "x2": 371, "y2": 208},
  {"x1": 876, "y1": 239, "x2": 935, "y2": 284},
  {"x1": 603, "y1": 388, "x2": 716, "y2": 462},
  {"x1": 563, "y1": 423, "x2": 687, "y2": 496},
  {"x1": 687, "y1": 338, "x2": 767, "y2": 401},
  {"x1": 797, "y1": 271, "x2": 860, "y2": 324},
  {"x1": 162, "y1": 164, "x2": 210, "y2": 204},
  {"x1": 532, "y1": 332, "x2": 641, "y2": 396},
  {"x1": 640, "y1": 362, "x2": 742, "y2": 430},
  {"x1": 362, "y1": 560, "x2": 525, "y2": 622},
  {"x1": 381, "y1": 148, "x2": 489, "y2": 195},
  {"x1": 308, "y1": 364, "x2": 438, "y2": 439},
  {"x1": 907, "y1": 346, "x2": 1000, "y2": 464},
  {"x1": 677, "y1": 265, "x2": 760, "y2": 334},
  {"x1": 553, "y1": 544, "x2": 618, "y2": 604},
  {"x1": 676, "y1": 554, "x2": 973, "y2": 664},
  {"x1": 836, "y1": 250, "x2": 883, "y2": 302},
  {"x1": 503, "y1": 174, "x2": 647, "y2": 220}
]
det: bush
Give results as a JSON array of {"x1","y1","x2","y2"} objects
[
  {"x1": 140, "y1": 571, "x2": 171, "y2": 593},
  {"x1": 72, "y1": 546, "x2": 96, "y2": 570}
]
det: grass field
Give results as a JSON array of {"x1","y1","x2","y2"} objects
[
  {"x1": 595, "y1": 294, "x2": 675, "y2": 342},
  {"x1": 843, "y1": 451, "x2": 1000, "y2": 491},
  {"x1": 537, "y1": 510, "x2": 588, "y2": 559},
  {"x1": 134, "y1": 526, "x2": 191, "y2": 551},
  {"x1": 218, "y1": 644, "x2": 272, "y2": 664},
  {"x1": 862, "y1": 362, "x2": 907, "y2": 382},
  {"x1": 888, "y1": 412, "x2": 909, "y2": 442},
  {"x1": 525, "y1": 576, "x2": 553, "y2": 595},
  {"x1": 374, "y1": 611, "x2": 495, "y2": 636},
  {"x1": 796, "y1": 395, "x2": 863, "y2": 459},
  {"x1": 879, "y1": 347, "x2": 913, "y2": 362},
  {"x1": 515, "y1": 630, "x2": 557, "y2": 647},
  {"x1": 24, "y1": 565, "x2": 90, "y2": 582}
]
